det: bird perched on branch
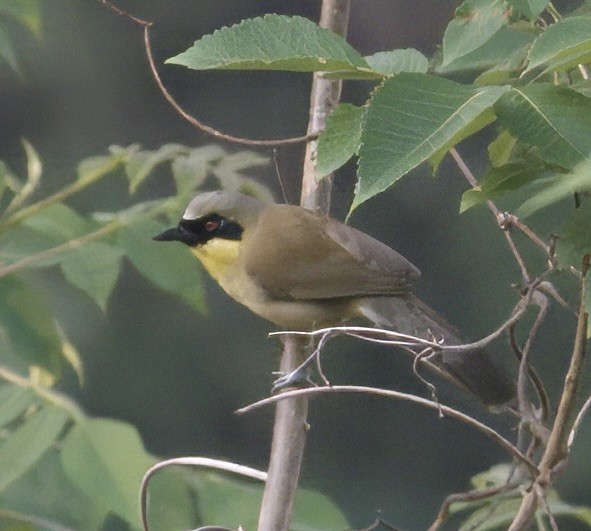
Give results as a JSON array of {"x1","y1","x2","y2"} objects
[{"x1": 154, "y1": 190, "x2": 515, "y2": 406}]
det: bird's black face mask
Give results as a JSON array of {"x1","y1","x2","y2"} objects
[{"x1": 153, "y1": 214, "x2": 243, "y2": 247}]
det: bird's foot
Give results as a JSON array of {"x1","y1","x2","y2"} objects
[
  {"x1": 271, "y1": 348, "x2": 326, "y2": 393},
  {"x1": 272, "y1": 367, "x2": 317, "y2": 393}
]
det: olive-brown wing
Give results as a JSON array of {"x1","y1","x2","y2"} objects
[{"x1": 242, "y1": 204, "x2": 420, "y2": 300}]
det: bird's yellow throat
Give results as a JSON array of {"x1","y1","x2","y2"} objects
[{"x1": 191, "y1": 238, "x2": 241, "y2": 283}]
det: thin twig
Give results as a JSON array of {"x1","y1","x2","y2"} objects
[
  {"x1": 99, "y1": 0, "x2": 312, "y2": 147},
  {"x1": 450, "y1": 147, "x2": 532, "y2": 283},
  {"x1": 567, "y1": 393, "x2": 591, "y2": 451},
  {"x1": 140, "y1": 457, "x2": 267, "y2": 531},
  {"x1": 428, "y1": 481, "x2": 521, "y2": 531},
  {"x1": 235, "y1": 385, "x2": 539, "y2": 476}
]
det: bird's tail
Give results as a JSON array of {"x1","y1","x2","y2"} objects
[{"x1": 356, "y1": 295, "x2": 515, "y2": 406}]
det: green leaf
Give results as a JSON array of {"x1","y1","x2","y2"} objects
[
  {"x1": 0, "y1": 19, "x2": 19, "y2": 73},
  {"x1": 523, "y1": 16, "x2": 591, "y2": 78},
  {"x1": 555, "y1": 199, "x2": 591, "y2": 270},
  {"x1": 438, "y1": 26, "x2": 533, "y2": 74},
  {"x1": 507, "y1": 0, "x2": 548, "y2": 20},
  {"x1": 22, "y1": 202, "x2": 94, "y2": 241},
  {"x1": 0, "y1": 276, "x2": 62, "y2": 374},
  {"x1": 353, "y1": 73, "x2": 508, "y2": 210},
  {"x1": 364, "y1": 48, "x2": 429, "y2": 75},
  {"x1": 59, "y1": 242, "x2": 124, "y2": 311},
  {"x1": 440, "y1": 0, "x2": 509, "y2": 69},
  {"x1": 0, "y1": 405, "x2": 68, "y2": 495},
  {"x1": 118, "y1": 219, "x2": 206, "y2": 314},
  {"x1": 494, "y1": 84, "x2": 591, "y2": 170},
  {"x1": 517, "y1": 155, "x2": 591, "y2": 217},
  {"x1": 488, "y1": 129, "x2": 517, "y2": 167},
  {"x1": 166, "y1": 14, "x2": 370, "y2": 74},
  {"x1": 0, "y1": 385, "x2": 37, "y2": 427},
  {"x1": 171, "y1": 144, "x2": 226, "y2": 199},
  {"x1": 316, "y1": 103, "x2": 364, "y2": 179},
  {"x1": 185, "y1": 470, "x2": 349, "y2": 529},
  {"x1": 125, "y1": 143, "x2": 188, "y2": 193},
  {"x1": 0, "y1": 0, "x2": 41, "y2": 36},
  {"x1": 61, "y1": 417, "x2": 156, "y2": 527},
  {"x1": 460, "y1": 159, "x2": 549, "y2": 212},
  {"x1": 0, "y1": 448, "x2": 107, "y2": 530}
]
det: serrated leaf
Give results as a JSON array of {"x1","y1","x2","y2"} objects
[
  {"x1": 0, "y1": 385, "x2": 36, "y2": 428},
  {"x1": 524, "y1": 16, "x2": 591, "y2": 78},
  {"x1": 495, "y1": 84, "x2": 591, "y2": 170},
  {"x1": 61, "y1": 417, "x2": 155, "y2": 527},
  {"x1": 517, "y1": 155, "x2": 591, "y2": 217},
  {"x1": 353, "y1": 74, "x2": 508, "y2": 210},
  {"x1": 118, "y1": 219, "x2": 206, "y2": 314},
  {"x1": 60, "y1": 242, "x2": 124, "y2": 311},
  {"x1": 166, "y1": 14, "x2": 370, "y2": 74},
  {"x1": 0, "y1": 276, "x2": 62, "y2": 374},
  {"x1": 364, "y1": 48, "x2": 429, "y2": 75},
  {"x1": 0, "y1": 405, "x2": 68, "y2": 495},
  {"x1": 0, "y1": 0, "x2": 41, "y2": 36},
  {"x1": 316, "y1": 103, "x2": 364, "y2": 179},
  {"x1": 507, "y1": 0, "x2": 548, "y2": 20},
  {"x1": 125, "y1": 143, "x2": 188, "y2": 193},
  {"x1": 440, "y1": 0, "x2": 509, "y2": 69}
]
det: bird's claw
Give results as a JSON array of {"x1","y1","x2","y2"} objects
[{"x1": 272, "y1": 368, "x2": 317, "y2": 393}]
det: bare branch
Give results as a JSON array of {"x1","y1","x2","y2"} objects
[{"x1": 236, "y1": 385, "x2": 539, "y2": 476}]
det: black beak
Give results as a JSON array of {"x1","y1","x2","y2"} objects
[{"x1": 153, "y1": 227, "x2": 183, "y2": 242}]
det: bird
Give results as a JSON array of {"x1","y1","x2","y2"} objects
[{"x1": 153, "y1": 190, "x2": 515, "y2": 406}]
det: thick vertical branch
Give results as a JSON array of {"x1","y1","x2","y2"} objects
[{"x1": 257, "y1": 2, "x2": 351, "y2": 530}]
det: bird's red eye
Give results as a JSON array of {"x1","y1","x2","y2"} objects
[{"x1": 205, "y1": 220, "x2": 220, "y2": 232}]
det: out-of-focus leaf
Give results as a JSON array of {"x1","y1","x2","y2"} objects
[
  {"x1": 507, "y1": 0, "x2": 548, "y2": 20},
  {"x1": 59, "y1": 242, "x2": 124, "y2": 311},
  {"x1": 0, "y1": 0, "x2": 41, "y2": 36},
  {"x1": 316, "y1": 103, "x2": 364, "y2": 179},
  {"x1": 0, "y1": 384, "x2": 37, "y2": 428},
  {"x1": 523, "y1": 16, "x2": 591, "y2": 78},
  {"x1": 22, "y1": 202, "x2": 94, "y2": 241},
  {"x1": 0, "y1": 19, "x2": 19, "y2": 73},
  {"x1": 166, "y1": 14, "x2": 370, "y2": 74},
  {"x1": 171, "y1": 144, "x2": 226, "y2": 199},
  {"x1": 212, "y1": 151, "x2": 269, "y2": 189},
  {"x1": 183, "y1": 469, "x2": 349, "y2": 529},
  {"x1": 353, "y1": 73, "x2": 508, "y2": 210},
  {"x1": 0, "y1": 276, "x2": 62, "y2": 374},
  {"x1": 125, "y1": 143, "x2": 188, "y2": 193},
  {"x1": 61, "y1": 417, "x2": 155, "y2": 528},
  {"x1": 364, "y1": 48, "x2": 429, "y2": 75},
  {"x1": 118, "y1": 219, "x2": 206, "y2": 314},
  {"x1": 440, "y1": 0, "x2": 509, "y2": 70},
  {"x1": 0, "y1": 405, "x2": 68, "y2": 494},
  {"x1": 495, "y1": 84, "x2": 591, "y2": 170},
  {"x1": 517, "y1": 155, "x2": 591, "y2": 217},
  {"x1": 0, "y1": 448, "x2": 106, "y2": 530}
]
